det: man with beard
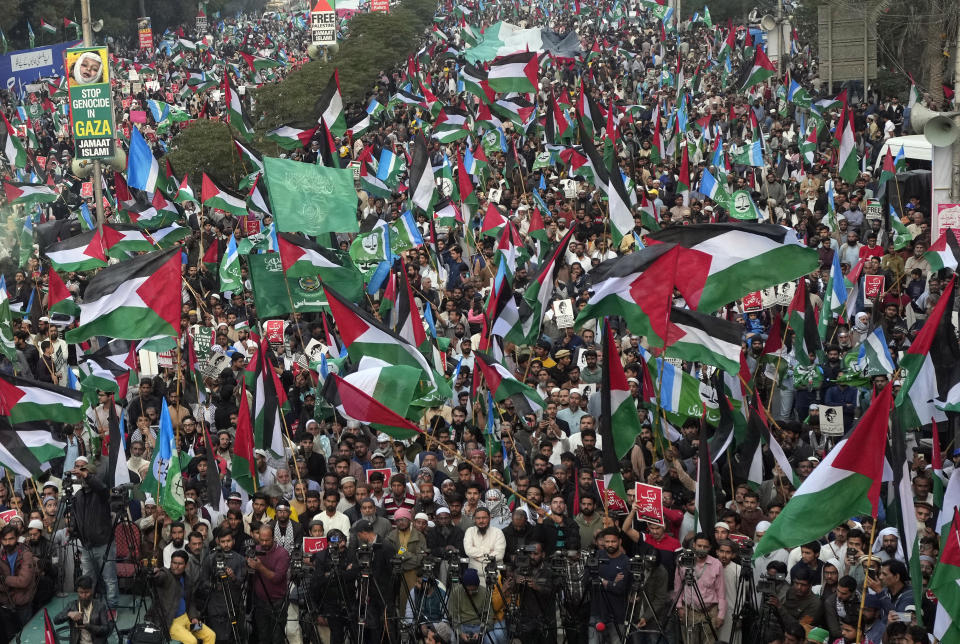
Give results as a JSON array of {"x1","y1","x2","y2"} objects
[
  {"x1": 199, "y1": 527, "x2": 247, "y2": 643},
  {"x1": 271, "y1": 501, "x2": 304, "y2": 554},
  {"x1": 715, "y1": 540, "x2": 741, "y2": 644},
  {"x1": 69, "y1": 455, "x2": 119, "y2": 612},
  {"x1": 349, "y1": 498, "x2": 392, "y2": 547},
  {"x1": 541, "y1": 495, "x2": 581, "y2": 556},
  {"x1": 150, "y1": 549, "x2": 216, "y2": 644},
  {"x1": 319, "y1": 491, "x2": 350, "y2": 537},
  {"x1": 575, "y1": 494, "x2": 605, "y2": 546},
  {"x1": 26, "y1": 518, "x2": 55, "y2": 610},
  {"x1": 503, "y1": 509, "x2": 545, "y2": 566},
  {"x1": 386, "y1": 507, "x2": 426, "y2": 614},
  {"x1": 247, "y1": 525, "x2": 290, "y2": 643},
  {"x1": 301, "y1": 490, "x2": 322, "y2": 525},
  {"x1": 163, "y1": 523, "x2": 188, "y2": 568},
  {"x1": 463, "y1": 507, "x2": 506, "y2": 585},
  {"x1": 507, "y1": 540, "x2": 556, "y2": 642},
  {"x1": 589, "y1": 528, "x2": 632, "y2": 642},
  {"x1": 0, "y1": 524, "x2": 37, "y2": 640},
  {"x1": 426, "y1": 506, "x2": 465, "y2": 558},
  {"x1": 54, "y1": 575, "x2": 110, "y2": 644}
]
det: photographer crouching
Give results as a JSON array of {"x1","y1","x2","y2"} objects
[
  {"x1": 199, "y1": 526, "x2": 247, "y2": 642},
  {"x1": 148, "y1": 550, "x2": 216, "y2": 644},
  {"x1": 53, "y1": 575, "x2": 110, "y2": 644},
  {"x1": 68, "y1": 455, "x2": 119, "y2": 614}
]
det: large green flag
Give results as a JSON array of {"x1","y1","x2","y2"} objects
[
  {"x1": 247, "y1": 253, "x2": 361, "y2": 316},
  {"x1": 263, "y1": 157, "x2": 359, "y2": 236},
  {"x1": 0, "y1": 277, "x2": 16, "y2": 363}
]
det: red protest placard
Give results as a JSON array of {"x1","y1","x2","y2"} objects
[
  {"x1": 742, "y1": 291, "x2": 763, "y2": 312},
  {"x1": 371, "y1": 0, "x2": 390, "y2": 11},
  {"x1": 634, "y1": 483, "x2": 664, "y2": 526},
  {"x1": 81, "y1": 182, "x2": 93, "y2": 198},
  {"x1": 244, "y1": 217, "x2": 261, "y2": 236},
  {"x1": 0, "y1": 509, "x2": 18, "y2": 524},
  {"x1": 864, "y1": 275, "x2": 885, "y2": 300},
  {"x1": 263, "y1": 319, "x2": 285, "y2": 344},
  {"x1": 367, "y1": 468, "x2": 393, "y2": 483},
  {"x1": 595, "y1": 478, "x2": 628, "y2": 513},
  {"x1": 303, "y1": 537, "x2": 328, "y2": 553}
]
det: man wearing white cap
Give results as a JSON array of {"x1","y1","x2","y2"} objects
[{"x1": 753, "y1": 520, "x2": 790, "y2": 586}]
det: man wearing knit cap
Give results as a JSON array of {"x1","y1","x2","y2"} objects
[
  {"x1": 386, "y1": 507, "x2": 426, "y2": 614},
  {"x1": 447, "y1": 568, "x2": 495, "y2": 642}
]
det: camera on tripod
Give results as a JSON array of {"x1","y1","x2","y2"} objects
[
  {"x1": 757, "y1": 572, "x2": 787, "y2": 596},
  {"x1": 629, "y1": 553, "x2": 657, "y2": 581},
  {"x1": 585, "y1": 548, "x2": 600, "y2": 577},
  {"x1": 110, "y1": 483, "x2": 134, "y2": 512},
  {"x1": 421, "y1": 555, "x2": 439, "y2": 578},
  {"x1": 290, "y1": 546, "x2": 306, "y2": 578},
  {"x1": 213, "y1": 547, "x2": 228, "y2": 578},
  {"x1": 357, "y1": 542, "x2": 375, "y2": 574},
  {"x1": 677, "y1": 548, "x2": 697, "y2": 570},
  {"x1": 484, "y1": 557, "x2": 505, "y2": 582},
  {"x1": 514, "y1": 545, "x2": 537, "y2": 577}
]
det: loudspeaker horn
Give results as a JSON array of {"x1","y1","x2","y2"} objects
[
  {"x1": 760, "y1": 14, "x2": 778, "y2": 31},
  {"x1": 71, "y1": 158, "x2": 94, "y2": 178},
  {"x1": 107, "y1": 149, "x2": 126, "y2": 172},
  {"x1": 92, "y1": 19, "x2": 103, "y2": 32},
  {"x1": 909, "y1": 104, "x2": 960, "y2": 147}
]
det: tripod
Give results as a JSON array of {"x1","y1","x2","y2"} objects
[
  {"x1": 730, "y1": 561, "x2": 757, "y2": 644},
  {"x1": 201, "y1": 555, "x2": 246, "y2": 644},
  {"x1": 623, "y1": 563, "x2": 667, "y2": 641},
  {"x1": 665, "y1": 562, "x2": 719, "y2": 644},
  {"x1": 408, "y1": 574, "x2": 452, "y2": 641},
  {"x1": 314, "y1": 552, "x2": 356, "y2": 643},
  {"x1": 356, "y1": 545, "x2": 390, "y2": 644}
]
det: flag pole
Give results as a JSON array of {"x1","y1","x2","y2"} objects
[{"x1": 855, "y1": 515, "x2": 878, "y2": 642}]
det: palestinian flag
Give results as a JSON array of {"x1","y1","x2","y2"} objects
[
  {"x1": 487, "y1": 51, "x2": 538, "y2": 93},
  {"x1": 265, "y1": 122, "x2": 318, "y2": 150},
  {"x1": 106, "y1": 223, "x2": 157, "y2": 256},
  {"x1": 0, "y1": 417, "x2": 67, "y2": 477},
  {"x1": 601, "y1": 320, "x2": 643, "y2": 458},
  {"x1": 150, "y1": 224, "x2": 191, "y2": 249},
  {"x1": 315, "y1": 69, "x2": 347, "y2": 137},
  {"x1": 837, "y1": 109, "x2": 859, "y2": 184},
  {"x1": 321, "y1": 374, "x2": 423, "y2": 440},
  {"x1": 754, "y1": 382, "x2": 893, "y2": 559},
  {"x1": 324, "y1": 285, "x2": 445, "y2": 393},
  {"x1": 239, "y1": 51, "x2": 284, "y2": 73},
  {"x1": 931, "y1": 507, "x2": 960, "y2": 642},
  {"x1": 232, "y1": 379, "x2": 258, "y2": 494},
  {"x1": 937, "y1": 361, "x2": 960, "y2": 413},
  {"x1": 233, "y1": 139, "x2": 265, "y2": 175},
  {"x1": 664, "y1": 307, "x2": 743, "y2": 373},
  {"x1": 787, "y1": 278, "x2": 822, "y2": 365},
  {"x1": 78, "y1": 339, "x2": 137, "y2": 398},
  {"x1": 895, "y1": 275, "x2": 955, "y2": 429},
  {"x1": 2, "y1": 112, "x2": 26, "y2": 169},
  {"x1": 888, "y1": 206, "x2": 913, "y2": 250},
  {"x1": 44, "y1": 229, "x2": 111, "y2": 272},
  {"x1": 342, "y1": 363, "x2": 420, "y2": 425},
  {"x1": 39, "y1": 19, "x2": 57, "y2": 34},
  {"x1": 47, "y1": 268, "x2": 80, "y2": 318},
  {"x1": 926, "y1": 229, "x2": 960, "y2": 272},
  {"x1": 0, "y1": 374, "x2": 84, "y2": 424},
  {"x1": 878, "y1": 146, "x2": 896, "y2": 187},
  {"x1": 515, "y1": 226, "x2": 577, "y2": 344},
  {"x1": 245, "y1": 338, "x2": 288, "y2": 457},
  {"x1": 277, "y1": 231, "x2": 349, "y2": 278},
  {"x1": 607, "y1": 155, "x2": 635, "y2": 247},
  {"x1": 394, "y1": 263, "x2": 430, "y2": 351},
  {"x1": 741, "y1": 46, "x2": 775, "y2": 90},
  {"x1": 432, "y1": 107, "x2": 470, "y2": 142},
  {"x1": 474, "y1": 351, "x2": 545, "y2": 417},
  {"x1": 460, "y1": 64, "x2": 492, "y2": 102},
  {"x1": 408, "y1": 135, "x2": 436, "y2": 213},
  {"x1": 360, "y1": 163, "x2": 392, "y2": 198},
  {"x1": 174, "y1": 174, "x2": 199, "y2": 205},
  {"x1": 3, "y1": 181, "x2": 58, "y2": 206},
  {"x1": 223, "y1": 76, "x2": 254, "y2": 141},
  {"x1": 201, "y1": 173, "x2": 248, "y2": 216},
  {"x1": 65, "y1": 247, "x2": 181, "y2": 343},
  {"x1": 575, "y1": 244, "x2": 711, "y2": 346},
  {"x1": 647, "y1": 223, "x2": 820, "y2": 313},
  {"x1": 743, "y1": 401, "x2": 799, "y2": 490}
]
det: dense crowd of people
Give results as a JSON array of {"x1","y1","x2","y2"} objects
[{"x1": 0, "y1": 0, "x2": 957, "y2": 644}]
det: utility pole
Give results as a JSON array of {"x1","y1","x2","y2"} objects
[
  {"x1": 776, "y1": 0, "x2": 784, "y2": 76},
  {"x1": 80, "y1": 0, "x2": 106, "y2": 234},
  {"x1": 953, "y1": 22, "x2": 960, "y2": 202}
]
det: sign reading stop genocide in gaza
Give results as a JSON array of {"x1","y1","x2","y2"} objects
[
  {"x1": 66, "y1": 46, "x2": 116, "y2": 160},
  {"x1": 311, "y1": 0, "x2": 337, "y2": 44}
]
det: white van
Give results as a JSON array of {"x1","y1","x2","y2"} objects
[{"x1": 873, "y1": 134, "x2": 931, "y2": 172}]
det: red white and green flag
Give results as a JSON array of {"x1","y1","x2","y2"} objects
[
  {"x1": 65, "y1": 247, "x2": 182, "y2": 343},
  {"x1": 265, "y1": 123, "x2": 318, "y2": 150},
  {"x1": 321, "y1": 374, "x2": 423, "y2": 440},
  {"x1": 741, "y1": 46, "x2": 775, "y2": 90},
  {"x1": 602, "y1": 320, "x2": 643, "y2": 458},
  {"x1": 316, "y1": 69, "x2": 347, "y2": 137},
  {"x1": 231, "y1": 378, "x2": 258, "y2": 494},
  {"x1": 2, "y1": 113, "x2": 26, "y2": 169},
  {"x1": 487, "y1": 51, "x2": 538, "y2": 94},
  {"x1": 44, "y1": 229, "x2": 113, "y2": 272},
  {"x1": 174, "y1": 173, "x2": 199, "y2": 205},
  {"x1": 837, "y1": 109, "x2": 859, "y2": 184},
  {"x1": 931, "y1": 507, "x2": 960, "y2": 643},
  {"x1": 223, "y1": 76, "x2": 254, "y2": 141},
  {"x1": 0, "y1": 374, "x2": 84, "y2": 425},
  {"x1": 77, "y1": 339, "x2": 137, "y2": 398},
  {"x1": 895, "y1": 275, "x2": 955, "y2": 429},
  {"x1": 47, "y1": 268, "x2": 80, "y2": 318},
  {"x1": 201, "y1": 173, "x2": 248, "y2": 216},
  {"x1": 474, "y1": 351, "x2": 545, "y2": 417},
  {"x1": 39, "y1": 19, "x2": 57, "y2": 34},
  {"x1": 239, "y1": 51, "x2": 284, "y2": 73},
  {"x1": 3, "y1": 181, "x2": 58, "y2": 206},
  {"x1": 926, "y1": 229, "x2": 960, "y2": 272},
  {"x1": 753, "y1": 382, "x2": 893, "y2": 558}
]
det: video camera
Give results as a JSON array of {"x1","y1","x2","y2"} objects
[
  {"x1": 677, "y1": 548, "x2": 697, "y2": 570},
  {"x1": 514, "y1": 545, "x2": 537, "y2": 577},
  {"x1": 421, "y1": 555, "x2": 439, "y2": 579},
  {"x1": 484, "y1": 556, "x2": 504, "y2": 583},
  {"x1": 629, "y1": 553, "x2": 658, "y2": 583},
  {"x1": 213, "y1": 547, "x2": 229, "y2": 578},
  {"x1": 110, "y1": 483, "x2": 135, "y2": 512},
  {"x1": 757, "y1": 572, "x2": 787, "y2": 596},
  {"x1": 357, "y1": 542, "x2": 375, "y2": 575},
  {"x1": 290, "y1": 546, "x2": 305, "y2": 578}
]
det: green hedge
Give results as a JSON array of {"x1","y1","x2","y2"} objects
[{"x1": 164, "y1": 0, "x2": 438, "y2": 187}]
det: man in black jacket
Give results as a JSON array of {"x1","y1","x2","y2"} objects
[
  {"x1": 70, "y1": 456, "x2": 119, "y2": 612},
  {"x1": 198, "y1": 527, "x2": 247, "y2": 643},
  {"x1": 540, "y1": 495, "x2": 581, "y2": 556},
  {"x1": 150, "y1": 551, "x2": 215, "y2": 644},
  {"x1": 54, "y1": 575, "x2": 111, "y2": 644}
]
